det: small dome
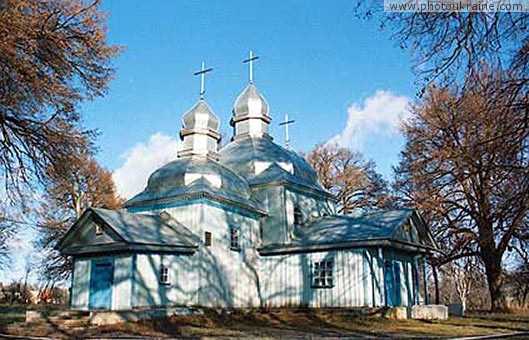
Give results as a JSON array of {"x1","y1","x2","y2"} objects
[
  {"x1": 124, "y1": 158, "x2": 254, "y2": 208},
  {"x1": 233, "y1": 83, "x2": 269, "y2": 119},
  {"x1": 182, "y1": 100, "x2": 220, "y2": 133}
]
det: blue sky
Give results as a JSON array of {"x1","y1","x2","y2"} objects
[
  {"x1": 2, "y1": 1, "x2": 417, "y2": 283},
  {"x1": 82, "y1": 0, "x2": 415, "y2": 196}
]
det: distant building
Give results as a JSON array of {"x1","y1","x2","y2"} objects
[{"x1": 58, "y1": 56, "x2": 436, "y2": 311}]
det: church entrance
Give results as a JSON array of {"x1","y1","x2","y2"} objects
[{"x1": 89, "y1": 259, "x2": 114, "y2": 310}]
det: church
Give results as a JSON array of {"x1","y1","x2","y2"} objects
[{"x1": 57, "y1": 53, "x2": 436, "y2": 311}]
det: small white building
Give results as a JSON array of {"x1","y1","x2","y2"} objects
[{"x1": 57, "y1": 60, "x2": 436, "y2": 311}]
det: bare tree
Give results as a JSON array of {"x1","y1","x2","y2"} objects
[
  {"x1": 0, "y1": 209, "x2": 15, "y2": 269},
  {"x1": 0, "y1": 0, "x2": 120, "y2": 195},
  {"x1": 506, "y1": 262, "x2": 529, "y2": 308},
  {"x1": 37, "y1": 151, "x2": 123, "y2": 283},
  {"x1": 355, "y1": 4, "x2": 529, "y2": 87},
  {"x1": 306, "y1": 143, "x2": 391, "y2": 214},
  {"x1": 444, "y1": 257, "x2": 481, "y2": 314},
  {"x1": 395, "y1": 69, "x2": 529, "y2": 311}
]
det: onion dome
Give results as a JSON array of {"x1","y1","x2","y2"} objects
[
  {"x1": 231, "y1": 83, "x2": 272, "y2": 140},
  {"x1": 178, "y1": 99, "x2": 221, "y2": 160}
]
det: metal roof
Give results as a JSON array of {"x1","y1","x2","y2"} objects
[
  {"x1": 124, "y1": 158, "x2": 260, "y2": 211},
  {"x1": 57, "y1": 208, "x2": 199, "y2": 255},
  {"x1": 90, "y1": 208, "x2": 198, "y2": 247},
  {"x1": 219, "y1": 137, "x2": 326, "y2": 193},
  {"x1": 259, "y1": 209, "x2": 436, "y2": 255}
]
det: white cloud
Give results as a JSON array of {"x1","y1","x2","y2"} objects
[
  {"x1": 113, "y1": 133, "x2": 180, "y2": 199},
  {"x1": 329, "y1": 90, "x2": 411, "y2": 149}
]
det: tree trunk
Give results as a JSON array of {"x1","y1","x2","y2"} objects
[
  {"x1": 482, "y1": 252, "x2": 507, "y2": 312},
  {"x1": 432, "y1": 264, "x2": 440, "y2": 304}
]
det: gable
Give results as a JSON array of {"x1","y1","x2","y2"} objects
[
  {"x1": 391, "y1": 211, "x2": 437, "y2": 249},
  {"x1": 58, "y1": 210, "x2": 125, "y2": 251},
  {"x1": 57, "y1": 208, "x2": 200, "y2": 256}
]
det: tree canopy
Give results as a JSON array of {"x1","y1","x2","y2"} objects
[
  {"x1": 306, "y1": 143, "x2": 391, "y2": 214},
  {"x1": 0, "y1": 0, "x2": 119, "y2": 194}
]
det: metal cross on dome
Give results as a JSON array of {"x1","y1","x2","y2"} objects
[
  {"x1": 279, "y1": 113, "x2": 295, "y2": 150},
  {"x1": 194, "y1": 61, "x2": 213, "y2": 100},
  {"x1": 243, "y1": 50, "x2": 259, "y2": 84}
]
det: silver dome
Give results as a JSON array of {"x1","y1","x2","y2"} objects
[
  {"x1": 219, "y1": 137, "x2": 323, "y2": 192},
  {"x1": 181, "y1": 100, "x2": 220, "y2": 136},
  {"x1": 124, "y1": 158, "x2": 257, "y2": 209},
  {"x1": 232, "y1": 83, "x2": 269, "y2": 121}
]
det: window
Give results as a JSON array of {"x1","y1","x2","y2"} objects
[
  {"x1": 230, "y1": 227, "x2": 240, "y2": 251},
  {"x1": 205, "y1": 231, "x2": 211, "y2": 247},
  {"x1": 160, "y1": 264, "x2": 169, "y2": 284},
  {"x1": 95, "y1": 224, "x2": 104, "y2": 235},
  {"x1": 312, "y1": 260, "x2": 334, "y2": 288},
  {"x1": 294, "y1": 205, "x2": 303, "y2": 225}
]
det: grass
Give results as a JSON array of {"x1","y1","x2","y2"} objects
[{"x1": 1, "y1": 305, "x2": 528, "y2": 339}]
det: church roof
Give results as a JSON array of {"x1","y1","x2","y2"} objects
[
  {"x1": 124, "y1": 158, "x2": 263, "y2": 213},
  {"x1": 259, "y1": 209, "x2": 437, "y2": 255},
  {"x1": 219, "y1": 137, "x2": 328, "y2": 194},
  {"x1": 57, "y1": 208, "x2": 199, "y2": 255}
]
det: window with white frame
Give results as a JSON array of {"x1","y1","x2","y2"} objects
[
  {"x1": 95, "y1": 224, "x2": 104, "y2": 235},
  {"x1": 159, "y1": 264, "x2": 169, "y2": 284},
  {"x1": 312, "y1": 260, "x2": 334, "y2": 288},
  {"x1": 230, "y1": 227, "x2": 241, "y2": 251}
]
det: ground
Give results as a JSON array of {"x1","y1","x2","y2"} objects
[{"x1": 1, "y1": 305, "x2": 529, "y2": 339}]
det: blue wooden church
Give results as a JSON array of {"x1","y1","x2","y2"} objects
[{"x1": 57, "y1": 54, "x2": 436, "y2": 311}]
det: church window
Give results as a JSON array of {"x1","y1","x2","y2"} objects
[
  {"x1": 205, "y1": 232, "x2": 212, "y2": 247},
  {"x1": 230, "y1": 227, "x2": 241, "y2": 251},
  {"x1": 312, "y1": 260, "x2": 334, "y2": 288},
  {"x1": 159, "y1": 264, "x2": 169, "y2": 284},
  {"x1": 95, "y1": 224, "x2": 104, "y2": 235},
  {"x1": 294, "y1": 205, "x2": 303, "y2": 225}
]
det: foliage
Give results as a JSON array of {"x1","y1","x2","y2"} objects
[
  {"x1": 36, "y1": 151, "x2": 123, "y2": 284},
  {"x1": 394, "y1": 69, "x2": 529, "y2": 311},
  {"x1": 306, "y1": 143, "x2": 392, "y2": 214},
  {"x1": 0, "y1": 0, "x2": 120, "y2": 196}
]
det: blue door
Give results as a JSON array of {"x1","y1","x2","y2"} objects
[
  {"x1": 393, "y1": 262, "x2": 402, "y2": 306},
  {"x1": 89, "y1": 260, "x2": 113, "y2": 310},
  {"x1": 384, "y1": 261, "x2": 395, "y2": 306},
  {"x1": 384, "y1": 260, "x2": 402, "y2": 306}
]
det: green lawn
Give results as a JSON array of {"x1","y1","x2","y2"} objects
[{"x1": 1, "y1": 305, "x2": 528, "y2": 339}]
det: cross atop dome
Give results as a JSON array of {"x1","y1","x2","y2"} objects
[
  {"x1": 193, "y1": 61, "x2": 213, "y2": 100},
  {"x1": 243, "y1": 51, "x2": 259, "y2": 84},
  {"x1": 178, "y1": 62, "x2": 221, "y2": 160}
]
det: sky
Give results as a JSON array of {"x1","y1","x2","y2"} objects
[{"x1": 1, "y1": 0, "x2": 416, "y2": 283}]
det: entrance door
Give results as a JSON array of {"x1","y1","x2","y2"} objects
[
  {"x1": 384, "y1": 260, "x2": 402, "y2": 306},
  {"x1": 89, "y1": 259, "x2": 113, "y2": 310}
]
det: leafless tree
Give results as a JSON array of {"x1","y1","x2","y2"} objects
[
  {"x1": 355, "y1": 3, "x2": 529, "y2": 87},
  {"x1": 395, "y1": 69, "x2": 529, "y2": 311},
  {"x1": 306, "y1": 143, "x2": 392, "y2": 214},
  {"x1": 0, "y1": 0, "x2": 120, "y2": 269},
  {"x1": 0, "y1": 0, "x2": 120, "y2": 193},
  {"x1": 36, "y1": 151, "x2": 123, "y2": 283}
]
